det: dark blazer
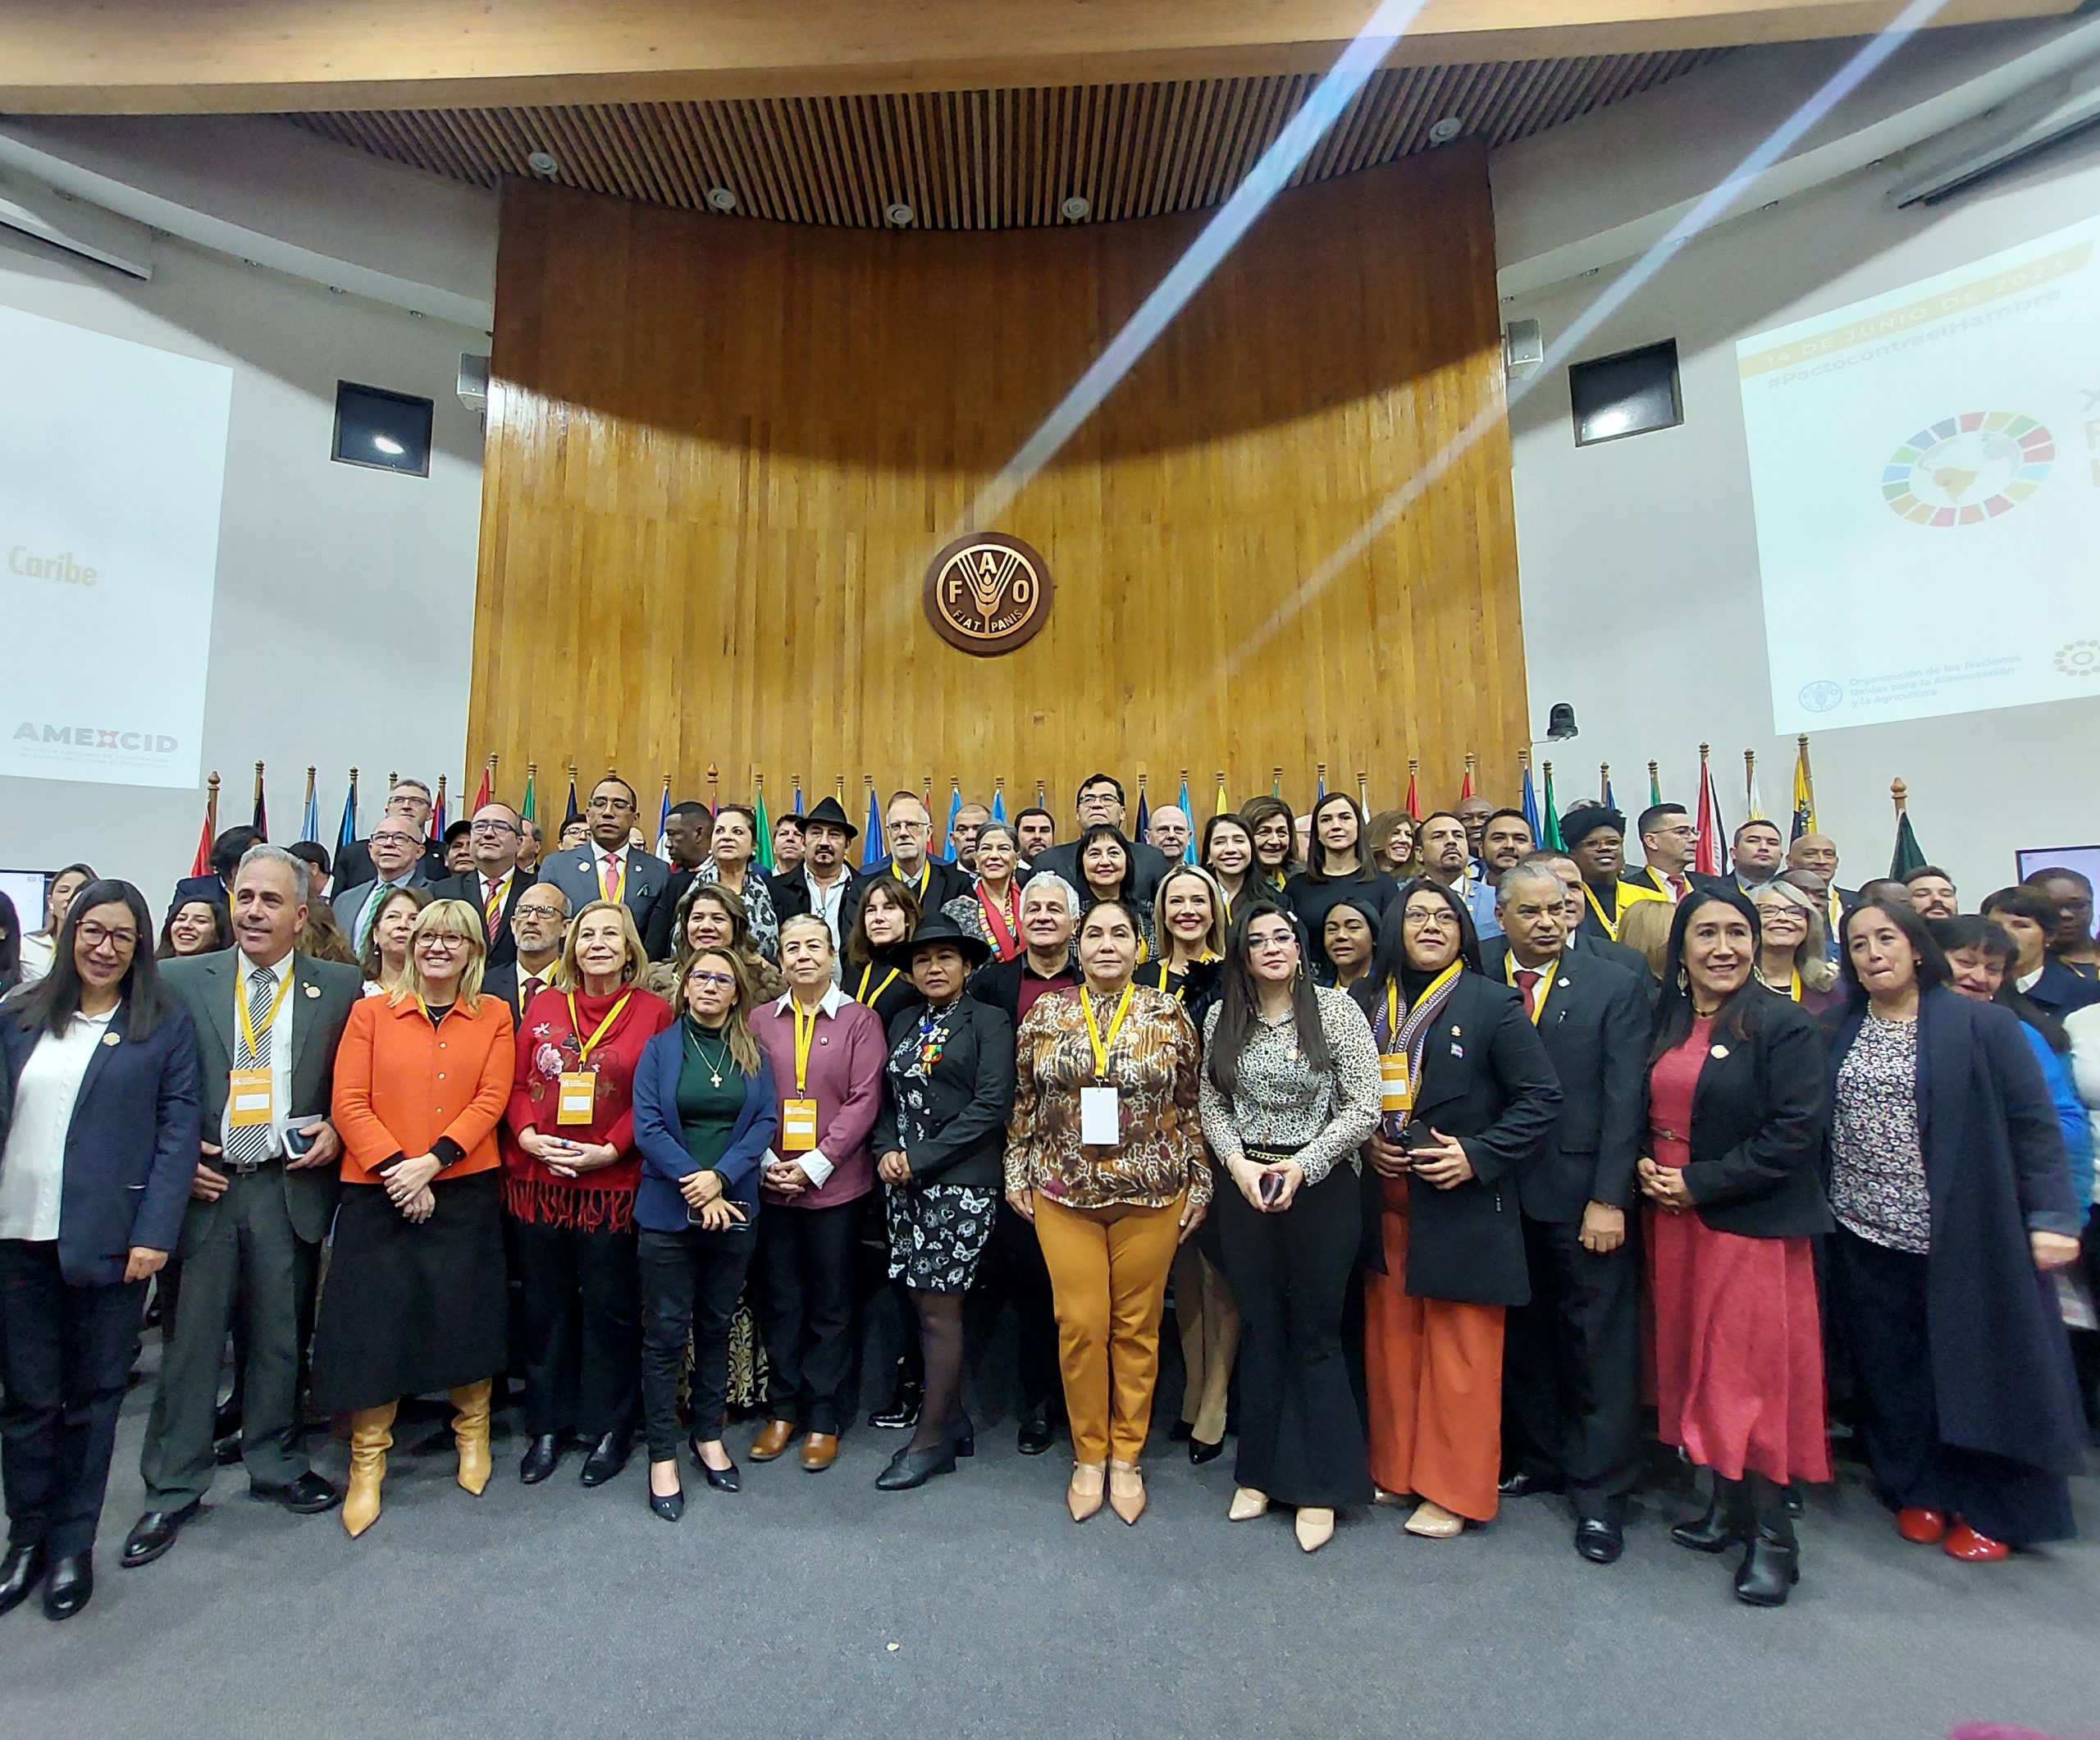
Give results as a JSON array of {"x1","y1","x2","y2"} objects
[
  {"x1": 869, "y1": 857, "x2": 973, "y2": 915},
  {"x1": 0, "y1": 998, "x2": 202, "y2": 1286},
  {"x1": 642, "y1": 865, "x2": 700, "y2": 961},
  {"x1": 1282, "y1": 870, "x2": 1401, "y2": 973},
  {"x1": 1618, "y1": 866, "x2": 1727, "y2": 902},
  {"x1": 1661, "y1": 986, "x2": 1831, "y2": 1239},
  {"x1": 1487, "y1": 949, "x2": 1649, "y2": 1222},
  {"x1": 158, "y1": 951, "x2": 364, "y2": 1245},
  {"x1": 631, "y1": 1022, "x2": 778, "y2": 1231},
  {"x1": 165, "y1": 874, "x2": 233, "y2": 925},
  {"x1": 1826, "y1": 988, "x2": 2085, "y2": 1476},
  {"x1": 331, "y1": 863, "x2": 433, "y2": 943},
  {"x1": 870, "y1": 998, "x2": 1015, "y2": 1190},
  {"x1": 537, "y1": 843, "x2": 672, "y2": 933},
  {"x1": 482, "y1": 958, "x2": 561, "y2": 1025},
  {"x1": 966, "y1": 952, "x2": 1078, "y2": 1028},
  {"x1": 769, "y1": 866, "x2": 869, "y2": 943},
  {"x1": 2021, "y1": 957, "x2": 2100, "y2": 1019},
  {"x1": 1352, "y1": 971, "x2": 1562, "y2": 1307},
  {"x1": 430, "y1": 869, "x2": 532, "y2": 969},
  {"x1": 334, "y1": 835, "x2": 447, "y2": 892},
  {"x1": 1027, "y1": 835, "x2": 1172, "y2": 904},
  {"x1": 1490, "y1": 930, "x2": 1651, "y2": 988}
]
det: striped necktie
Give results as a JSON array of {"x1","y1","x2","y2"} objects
[{"x1": 225, "y1": 966, "x2": 276, "y2": 1166}]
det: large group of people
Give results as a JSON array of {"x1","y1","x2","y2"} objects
[{"x1": 0, "y1": 770, "x2": 2093, "y2": 1621}]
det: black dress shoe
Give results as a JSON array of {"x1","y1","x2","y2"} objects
[
  {"x1": 250, "y1": 1471, "x2": 340, "y2": 1514},
  {"x1": 1016, "y1": 1413, "x2": 1055, "y2": 1456},
  {"x1": 213, "y1": 1433, "x2": 243, "y2": 1468},
  {"x1": 121, "y1": 1502, "x2": 200, "y2": 1569},
  {"x1": 647, "y1": 1485, "x2": 684, "y2": 1523},
  {"x1": 1672, "y1": 1496, "x2": 1741, "y2": 1554},
  {"x1": 518, "y1": 1433, "x2": 566, "y2": 1485},
  {"x1": 868, "y1": 1377, "x2": 923, "y2": 1431},
  {"x1": 874, "y1": 1440, "x2": 958, "y2": 1491},
  {"x1": 1189, "y1": 1435, "x2": 1225, "y2": 1466},
  {"x1": 43, "y1": 1553, "x2": 93, "y2": 1620},
  {"x1": 1168, "y1": 1420, "x2": 1194, "y2": 1443},
  {"x1": 1575, "y1": 1516, "x2": 1625, "y2": 1564},
  {"x1": 0, "y1": 1542, "x2": 48, "y2": 1615},
  {"x1": 579, "y1": 1431, "x2": 632, "y2": 1487},
  {"x1": 1498, "y1": 1469, "x2": 1564, "y2": 1499},
  {"x1": 1733, "y1": 1530, "x2": 1801, "y2": 1606}
]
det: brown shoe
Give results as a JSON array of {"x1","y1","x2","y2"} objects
[
  {"x1": 1067, "y1": 1460, "x2": 1106, "y2": 1523},
  {"x1": 1108, "y1": 1459, "x2": 1147, "y2": 1526},
  {"x1": 800, "y1": 1432, "x2": 839, "y2": 1473},
  {"x1": 749, "y1": 1419, "x2": 800, "y2": 1462}
]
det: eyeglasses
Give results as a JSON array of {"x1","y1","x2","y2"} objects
[
  {"x1": 687, "y1": 970, "x2": 736, "y2": 989},
  {"x1": 1247, "y1": 931, "x2": 1297, "y2": 952},
  {"x1": 1403, "y1": 910, "x2": 1454, "y2": 928},
  {"x1": 588, "y1": 796, "x2": 636, "y2": 814},
  {"x1": 469, "y1": 820, "x2": 519, "y2": 836},
  {"x1": 514, "y1": 903, "x2": 568, "y2": 921},
  {"x1": 419, "y1": 934, "x2": 470, "y2": 953},
  {"x1": 371, "y1": 833, "x2": 421, "y2": 849},
  {"x1": 888, "y1": 820, "x2": 929, "y2": 834},
  {"x1": 77, "y1": 921, "x2": 138, "y2": 952}
]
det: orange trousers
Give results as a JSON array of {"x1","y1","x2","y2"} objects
[
  {"x1": 1034, "y1": 1192, "x2": 1185, "y2": 1466},
  {"x1": 1363, "y1": 1178, "x2": 1505, "y2": 1523}
]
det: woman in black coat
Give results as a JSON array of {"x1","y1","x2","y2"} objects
[
  {"x1": 1826, "y1": 899, "x2": 2084, "y2": 1560},
  {"x1": 1353, "y1": 879, "x2": 1561, "y2": 1538},
  {"x1": 870, "y1": 915, "x2": 1016, "y2": 1491}
]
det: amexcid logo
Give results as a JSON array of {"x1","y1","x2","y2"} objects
[{"x1": 13, "y1": 722, "x2": 177, "y2": 754}]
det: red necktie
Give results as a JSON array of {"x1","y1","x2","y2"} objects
[
  {"x1": 1515, "y1": 968, "x2": 1541, "y2": 1019},
  {"x1": 1670, "y1": 874, "x2": 1689, "y2": 902}
]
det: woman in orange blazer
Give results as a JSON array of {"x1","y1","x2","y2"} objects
[{"x1": 312, "y1": 898, "x2": 516, "y2": 1537}]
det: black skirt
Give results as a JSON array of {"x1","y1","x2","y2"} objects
[{"x1": 313, "y1": 1171, "x2": 509, "y2": 1413}]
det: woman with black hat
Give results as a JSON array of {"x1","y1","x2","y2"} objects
[
  {"x1": 870, "y1": 912, "x2": 1016, "y2": 1489},
  {"x1": 1559, "y1": 805, "x2": 1667, "y2": 948}
]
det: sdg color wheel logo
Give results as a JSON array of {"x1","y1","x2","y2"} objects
[
  {"x1": 1883, "y1": 412, "x2": 2053, "y2": 527},
  {"x1": 2057, "y1": 641, "x2": 2100, "y2": 679}
]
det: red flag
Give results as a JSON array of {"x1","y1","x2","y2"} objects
[
  {"x1": 187, "y1": 807, "x2": 212, "y2": 878},
  {"x1": 1404, "y1": 766, "x2": 1422, "y2": 820},
  {"x1": 1459, "y1": 763, "x2": 1475, "y2": 801},
  {"x1": 471, "y1": 765, "x2": 492, "y2": 814},
  {"x1": 1694, "y1": 747, "x2": 1723, "y2": 877}
]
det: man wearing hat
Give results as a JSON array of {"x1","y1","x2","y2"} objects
[
  {"x1": 1559, "y1": 805, "x2": 1667, "y2": 947},
  {"x1": 770, "y1": 795, "x2": 868, "y2": 960}
]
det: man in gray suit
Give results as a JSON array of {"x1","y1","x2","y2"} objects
[
  {"x1": 332, "y1": 815, "x2": 431, "y2": 957},
  {"x1": 536, "y1": 774, "x2": 669, "y2": 930},
  {"x1": 121, "y1": 845, "x2": 364, "y2": 1568}
]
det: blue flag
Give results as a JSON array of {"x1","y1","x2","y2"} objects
[
  {"x1": 991, "y1": 788, "x2": 1007, "y2": 823},
  {"x1": 943, "y1": 783, "x2": 962, "y2": 863},
  {"x1": 1178, "y1": 775, "x2": 1195, "y2": 862},
  {"x1": 1520, "y1": 764, "x2": 1541, "y2": 841},
  {"x1": 860, "y1": 785, "x2": 886, "y2": 872},
  {"x1": 301, "y1": 783, "x2": 322, "y2": 845},
  {"x1": 656, "y1": 785, "x2": 671, "y2": 856},
  {"x1": 335, "y1": 773, "x2": 358, "y2": 863},
  {"x1": 792, "y1": 779, "x2": 806, "y2": 821}
]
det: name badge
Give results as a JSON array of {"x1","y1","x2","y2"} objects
[
  {"x1": 1080, "y1": 1085, "x2": 1121, "y2": 1145},
  {"x1": 782, "y1": 1098, "x2": 819, "y2": 1153},
  {"x1": 557, "y1": 1071, "x2": 596, "y2": 1126},
  {"x1": 1379, "y1": 1053, "x2": 1413, "y2": 1115},
  {"x1": 228, "y1": 1067, "x2": 273, "y2": 1127}
]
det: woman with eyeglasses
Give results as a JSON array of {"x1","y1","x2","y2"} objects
[
  {"x1": 1750, "y1": 882, "x2": 1842, "y2": 1015},
  {"x1": 17, "y1": 865, "x2": 95, "y2": 988},
  {"x1": 945, "y1": 821, "x2": 1026, "y2": 962},
  {"x1": 1354, "y1": 880, "x2": 1560, "y2": 1541},
  {"x1": 694, "y1": 803, "x2": 780, "y2": 964},
  {"x1": 845, "y1": 880, "x2": 924, "y2": 1026},
  {"x1": 632, "y1": 949, "x2": 778, "y2": 1519},
  {"x1": 315, "y1": 899, "x2": 517, "y2": 1537},
  {"x1": 0, "y1": 881, "x2": 199, "y2": 1619}
]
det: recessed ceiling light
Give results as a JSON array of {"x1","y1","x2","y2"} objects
[
  {"x1": 706, "y1": 186, "x2": 738, "y2": 212},
  {"x1": 526, "y1": 150, "x2": 560, "y2": 176},
  {"x1": 1061, "y1": 194, "x2": 1092, "y2": 221},
  {"x1": 884, "y1": 201, "x2": 915, "y2": 226},
  {"x1": 1427, "y1": 116, "x2": 1464, "y2": 145}
]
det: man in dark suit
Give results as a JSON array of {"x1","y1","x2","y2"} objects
[
  {"x1": 536, "y1": 775, "x2": 671, "y2": 933},
  {"x1": 1025, "y1": 774, "x2": 1171, "y2": 904},
  {"x1": 1622, "y1": 802, "x2": 1724, "y2": 907},
  {"x1": 641, "y1": 800, "x2": 715, "y2": 961},
  {"x1": 122, "y1": 845, "x2": 364, "y2": 1569},
  {"x1": 431, "y1": 801, "x2": 531, "y2": 970},
  {"x1": 482, "y1": 882, "x2": 571, "y2": 1020},
  {"x1": 331, "y1": 778, "x2": 448, "y2": 890},
  {"x1": 165, "y1": 825, "x2": 259, "y2": 924},
  {"x1": 874, "y1": 790, "x2": 970, "y2": 912},
  {"x1": 1534, "y1": 852, "x2": 1653, "y2": 985},
  {"x1": 1484, "y1": 860, "x2": 1650, "y2": 1564},
  {"x1": 769, "y1": 796, "x2": 867, "y2": 957},
  {"x1": 331, "y1": 815, "x2": 433, "y2": 957},
  {"x1": 1786, "y1": 831, "x2": 1857, "y2": 962}
]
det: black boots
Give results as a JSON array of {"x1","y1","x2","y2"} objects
[
  {"x1": 868, "y1": 1360, "x2": 922, "y2": 1431},
  {"x1": 1734, "y1": 1528, "x2": 1801, "y2": 1606},
  {"x1": 1677, "y1": 1476, "x2": 1800, "y2": 1605}
]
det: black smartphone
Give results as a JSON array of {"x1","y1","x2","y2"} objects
[
  {"x1": 281, "y1": 1123, "x2": 317, "y2": 1159},
  {"x1": 1258, "y1": 1169, "x2": 1285, "y2": 1208},
  {"x1": 1395, "y1": 1124, "x2": 1430, "y2": 1155}
]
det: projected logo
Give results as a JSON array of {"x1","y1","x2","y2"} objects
[
  {"x1": 924, "y1": 533, "x2": 1053, "y2": 657},
  {"x1": 2057, "y1": 641, "x2": 2100, "y2": 679},
  {"x1": 1797, "y1": 680, "x2": 1843, "y2": 714},
  {"x1": 1883, "y1": 413, "x2": 2054, "y2": 527}
]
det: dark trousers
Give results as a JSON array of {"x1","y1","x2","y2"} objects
[
  {"x1": 0, "y1": 1242, "x2": 144, "y2": 1556},
  {"x1": 758, "y1": 1198, "x2": 864, "y2": 1434},
  {"x1": 967, "y1": 1197, "x2": 1061, "y2": 1420},
  {"x1": 509, "y1": 1214, "x2": 641, "y2": 1441},
  {"x1": 638, "y1": 1225, "x2": 754, "y2": 1460},
  {"x1": 140, "y1": 1167, "x2": 316, "y2": 1507},
  {"x1": 1214, "y1": 1167, "x2": 1370, "y2": 1509},
  {"x1": 1501, "y1": 1211, "x2": 1641, "y2": 1513},
  {"x1": 1829, "y1": 1225, "x2": 2075, "y2": 1546}
]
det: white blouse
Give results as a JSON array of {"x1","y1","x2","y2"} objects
[
  {"x1": 0, "y1": 1009, "x2": 116, "y2": 1241},
  {"x1": 17, "y1": 931, "x2": 56, "y2": 986}
]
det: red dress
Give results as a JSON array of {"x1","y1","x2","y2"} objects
[{"x1": 1646, "y1": 1018, "x2": 1831, "y2": 1486}]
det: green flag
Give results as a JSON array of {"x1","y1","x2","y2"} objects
[
  {"x1": 520, "y1": 770, "x2": 536, "y2": 824},
  {"x1": 1541, "y1": 767, "x2": 1564, "y2": 851},
  {"x1": 1890, "y1": 810, "x2": 1926, "y2": 879},
  {"x1": 754, "y1": 783, "x2": 774, "y2": 873}
]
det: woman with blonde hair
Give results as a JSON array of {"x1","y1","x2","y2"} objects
[
  {"x1": 1751, "y1": 881, "x2": 1842, "y2": 1015},
  {"x1": 314, "y1": 899, "x2": 517, "y2": 1537},
  {"x1": 1617, "y1": 897, "x2": 1673, "y2": 984}
]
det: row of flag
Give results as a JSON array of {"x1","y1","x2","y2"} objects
[{"x1": 190, "y1": 738, "x2": 1929, "y2": 882}]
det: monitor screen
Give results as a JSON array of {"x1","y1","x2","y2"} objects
[
  {"x1": 2014, "y1": 845, "x2": 2100, "y2": 904},
  {"x1": 1, "y1": 868, "x2": 51, "y2": 934}
]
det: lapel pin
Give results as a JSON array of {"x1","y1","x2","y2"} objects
[
  {"x1": 1710, "y1": 1044, "x2": 1730, "y2": 1060},
  {"x1": 101, "y1": 1032, "x2": 121, "y2": 1047},
  {"x1": 304, "y1": 984, "x2": 322, "y2": 998},
  {"x1": 1450, "y1": 1042, "x2": 1465, "y2": 1058}
]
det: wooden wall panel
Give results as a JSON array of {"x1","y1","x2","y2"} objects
[{"x1": 468, "y1": 148, "x2": 1529, "y2": 824}]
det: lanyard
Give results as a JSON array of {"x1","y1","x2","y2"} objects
[
  {"x1": 566, "y1": 990, "x2": 633, "y2": 1064},
  {"x1": 792, "y1": 997, "x2": 820, "y2": 1093},
  {"x1": 1384, "y1": 962, "x2": 1462, "y2": 1046},
  {"x1": 856, "y1": 963, "x2": 901, "y2": 1007},
  {"x1": 1503, "y1": 955, "x2": 1559, "y2": 1026},
  {"x1": 1581, "y1": 879, "x2": 1624, "y2": 943},
  {"x1": 892, "y1": 861, "x2": 929, "y2": 898},
  {"x1": 1081, "y1": 984, "x2": 1135, "y2": 1080},
  {"x1": 236, "y1": 965, "x2": 295, "y2": 1061},
  {"x1": 978, "y1": 882, "x2": 1020, "y2": 958}
]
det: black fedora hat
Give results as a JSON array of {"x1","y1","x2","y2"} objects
[
  {"x1": 799, "y1": 794, "x2": 859, "y2": 841},
  {"x1": 884, "y1": 911, "x2": 992, "y2": 972}
]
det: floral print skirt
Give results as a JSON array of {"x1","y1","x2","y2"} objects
[{"x1": 885, "y1": 1183, "x2": 999, "y2": 1294}]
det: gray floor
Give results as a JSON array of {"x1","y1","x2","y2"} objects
[{"x1": 5, "y1": 1358, "x2": 2099, "y2": 1740}]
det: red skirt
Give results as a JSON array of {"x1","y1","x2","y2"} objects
[{"x1": 1646, "y1": 1205, "x2": 1830, "y2": 1486}]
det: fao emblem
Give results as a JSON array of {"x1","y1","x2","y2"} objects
[{"x1": 924, "y1": 533, "x2": 1052, "y2": 656}]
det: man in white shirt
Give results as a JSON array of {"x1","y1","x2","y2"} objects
[{"x1": 770, "y1": 796, "x2": 866, "y2": 954}]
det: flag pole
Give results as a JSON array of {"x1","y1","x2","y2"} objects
[
  {"x1": 207, "y1": 771, "x2": 221, "y2": 836},
  {"x1": 1357, "y1": 770, "x2": 1368, "y2": 813}
]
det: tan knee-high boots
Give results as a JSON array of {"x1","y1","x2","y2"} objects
[
  {"x1": 450, "y1": 1379, "x2": 493, "y2": 1496},
  {"x1": 342, "y1": 1402, "x2": 396, "y2": 1537}
]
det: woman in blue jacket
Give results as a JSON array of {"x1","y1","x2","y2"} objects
[
  {"x1": 632, "y1": 948, "x2": 778, "y2": 1521},
  {"x1": 0, "y1": 879, "x2": 199, "y2": 1620}
]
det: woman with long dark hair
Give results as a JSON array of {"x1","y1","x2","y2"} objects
[
  {"x1": 1199, "y1": 898, "x2": 1381, "y2": 1551},
  {"x1": 1284, "y1": 792, "x2": 1398, "y2": 977},
  {"x1": 1826, "y1": 901, "x2": 2084, "y2": 1562},
  {"x1": 1354, "y1": 879, "x2": 1560, "y2": 1541},
  {"x1": 1075, "y1": 824, "x2": 1155, "y2": 959},
  {"x1": 844, "y1": 880, "x2": 924, "y2": 1026},
  {"x1": 155, "y1": 897, "x2": 230, "y2": 961},
  {"x1": 0, "y1": 879, "x2": 199, "y2": 1619},
  {"x1": 1200, "y1": 813, "x2": 1256, "y2": 925},
  {"x1": 1640, "y1": 888, "x2": 1830, "y2": 1606}
]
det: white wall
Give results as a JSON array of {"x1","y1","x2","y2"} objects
[
  {"x1": 0, "y1": 121, "x2": 493, "y2": 916},
  {"x1": 1494, "y1": 22, "x2": 2100, "y2": 901}
]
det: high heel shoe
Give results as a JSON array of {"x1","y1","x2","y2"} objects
[
  {"x1": 1189, "y1": 1435, "x2": 1225, "y2": 1465},
  {"x1": 1067, "y1": 1460, "x2": 1106, "y2": 1523},
  {"x1": 1294, "y1": 1508, "x2": 1335, "y2": 1553},
  {"x1": 1108, "y1": 1460, "x2": 1147, "y2": 1525},
  {"x1": 1733, "y1": 1529, "x2": 1800, "y2": 1605},
  {"x1": 687, "y1": 1434, "x2": 740, "y2": 1492},
  {"x1": 950, "y1": 1415, "x2": 975, "y2": 1459},
  {"x1": 875, "y1": 1440, "x2": 959, "y2": 1491},
  {"x1": 1229, "y1": 1487, "x2": 1270, "y2": 1522},
  {"x1": 647, "y1": 1462, "x2": 683, "y2": 1523}
]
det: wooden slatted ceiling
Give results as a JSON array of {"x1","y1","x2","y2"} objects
[{"x1": 290, "y1": 51, "x2": 1719, "y2": 228}]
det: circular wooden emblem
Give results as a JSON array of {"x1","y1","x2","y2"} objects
[{"x1": 924, "y1": 532, "x2": 1052, "y2": 656}]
